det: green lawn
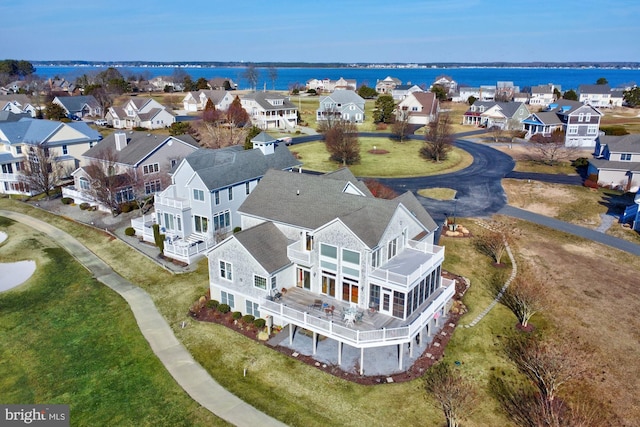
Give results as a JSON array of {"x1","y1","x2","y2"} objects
[
  {"x1": 0, "y1": 217, "x2": 227, "y2": 426},
  {"x1": 293, "y1": 137, "x2": 473, "y2": 177}
]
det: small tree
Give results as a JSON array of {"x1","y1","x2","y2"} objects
[
  {"x1": 357, "y1": 84, "x2": 378, "y2": 99},
  {"x1": 45, "y1": 102, "x2": 67, "y2": 120},
  {"x1": 227, "y1": 96, "x2": 250, "y2": 127},
  {"x1": 242, "y1": 64, "x2": 259, "y2": 91},
  {"x1": 244, "y1": 125, "x2": 262, "y2": 150},
  {"x1": 467, "y1": 95, "x2": 477, "y2": 105},
  {"x1": 528, "y1": 129, "x2": 572, "y2": 165},
  {"x1": 202, "y1": 98, "x2": 222, "y2": 124},
  {"x1": 495, "y1": 265, "x2": 549, "y2": 329},
  {"x1": 563, "y1": 89, "x2": 578, "y2": 101},
  {"x1": 373, "y1": 94, "x2": 395, "y2": 124},
  {"x1": 391, "y1": 108, "x2": 411, "y2": 142},
  {"x1": 595, "y1": 77, "x2": 608, "y2": 85},
  {"x1": 424, "y1": 362, "x2": 477, "y2": 427},
  {"x1": 475, "y1": 223, "x2": 508, "y2": 264},
  {"x1": 430, "y1": 84, "x2": 448, "y2": 101},
  {"x1": 623, "y1": 86, "x2": 640, "y2": 107},
  {"x1": 267, "y1": 66, "x2": 278, "y2": 90},
  {"x1": 83, "y1": 148, "x2": 131, "y2": 216},
  {"x1": 421, "y1": 113, "x2": 453, "y2": 162},
  {"x1": 324, "y1": 119, "x2": 360, "y2": 166},
  {"x1": 20, "y1": 145, "x2": 65, "y2": 197}
]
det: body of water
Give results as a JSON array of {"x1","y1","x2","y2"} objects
[{"x1": 35, "y1": 65, "x2": 640, "y2": 92}]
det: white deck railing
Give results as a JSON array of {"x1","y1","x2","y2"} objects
[
  {"x1": 163, "y1": 236, "x2": 216, "y2": 264},
  {"x1": 261, "y1": 278, "x2": 455, "y2": 349},
  {"x1": 369, "y1": 245, "x2": 445, "y2": 289},
  {"x1": 154, "y1": 194, "x2": 190, "y2": 210},
  {"x1": 287, "y1": 241, "x2": 311, "y2": 265}
]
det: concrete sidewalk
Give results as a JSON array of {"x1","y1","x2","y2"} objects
[{"x1": 1, "y1": 210, "x2": 286, "y2": 427}]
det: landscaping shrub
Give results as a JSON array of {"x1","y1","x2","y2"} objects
[
  {"x1": 376, "y1": 123, "x2": 388, "y2": 131},
  {"x1": 124, "y1": 227, "x2": 136, "y2": 236},
  {"x1": 233, "y1": 226, "x2": 242, "y2": 233},
  {"x1": 120, "y1": 202, "x2": 133, "y2": 213},
  {"x1": 572, "y1": 157, "x2": 590, "y2": 169},
  {"x1": 217, "y1": 304, "x2": 231, "y2": 314},
  {"x1": 61, "y1": 197, "x2": 73, "y2": 205},
  {"x1": 232, "y1": 311, "x2": 242, "y2": 320},
  {"x1": 601, "y1": 125, "x2": 629, "y2": 136},
  {"x1": 79, "y1": 202, "x2": 90, "y2": 210},
  {"x1": 584, "y1": 179, "x2": 598, "y2": 189},
  {"x1": 206, "y1": 299, "x2": 219, "y2": 309},
  {"x1": 242, "y1": 314, "x2": 255, "y2": 324},
  {"x1": 253, "y1": 318, "x2": 266, "y2": 328}
]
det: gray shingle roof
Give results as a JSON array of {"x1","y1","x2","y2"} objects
[
  {"x1": 319, "y1": 89, "x2": 365, "y2": 106},
  {"x1": 242, "y1": 92, "x2": 296, "y2": 111},
  {"x1": 234, "y1": 221, "x2": 292, "y2": 273},
  {"x1": 0, "y1": 118, "x2": 100, "y2": 146},
  {"x1": 185, "y1": 144, "x2": 301, "y2": 191},
  {"x1": 55, "y1": 95, "x2": 100, "y2": 113},
  {"x1": 82, "y1": 131, "x2": 199, "y2": 166},
  {"x1": 599, "y1": 134, "x2": 640, "y2": 153},
  {"x1": 239, "y1": 169, "x2": 436, "y2": 248},
  {"x1": 579, "y1": 84, "x2": 611, "y2": 94}
]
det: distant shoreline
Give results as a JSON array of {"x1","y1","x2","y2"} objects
[{"x1": 30, "y1": 61, "x2": 640, "y2": 70}]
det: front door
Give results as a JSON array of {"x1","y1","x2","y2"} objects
[
  {"x1": 297, "y1": 268, "x2": 310, "y2": 289},
  {"x1": 380, "y1": 287, "x2": 393, "y2": 316}
]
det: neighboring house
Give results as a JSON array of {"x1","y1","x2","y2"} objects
[
  {"x1": 48, "y1": 78, "x2": 76, "y2": 94},
  {"x1": 610, "y1": 89, "x2": 625, "y2": 108},
  {"x1": 522, "y1": 100, "x2": 603, "y2": 147},
  {"x1": 458, "y1": 86, "x2": 496, "y2": 102},
  {"x1": 0, "y1": 118, "x2": 101, "y2": 196},
  {"x1": 495, "y1": 81, "x2": 519, "y2": 101},
  {"x1": 135, "y1": 132, "x2": 301, "y2": 264},
  {"x1": 149, "y1": 76, "x2": 177, "y2": 91},
  {"x1": 432, "y1": 75, "x2": 458, "y2": 95},
  {"x1": 53, "y1": 95, "x2": 101, "y2": 118},
  {"x1": 463, "y1": 101, "x2": 529, "y2": 130},
  {"x1": 375, "y1": 76, "x2": 402, "y2": 94},
  {"x1": 391, "y1": 84, "x2": 423, "y2": 101},
  {"x1": 316, "y1": 90, "x2": 366, "y2": 123},
  {"x1": 0, "y1": 111, "x2": 31, "y2": 122},
  {"x1": 578, "y1": 84, "x2": 613, "y2": 108},
  {"x1": 207, "y1": 168, "x2": 455, "y2": 375},
  {"x1": 209, "y1": 77, "x2": 238, "y2": 90},
  {"x1": 529, "y1": 84, "x2": 558, "y2": 107},
  {"x1": 0, "y1": 94, "x2": 38, "y2": 117},
  {"x1": 396, "y1": 91, "x2": 440, "y2": 126},
  {"x1": 64, "y1": 131, "x2": 199, "y2": 211},
  {"x1": 106, "y1": 97, "x2": 175, "y2": 129},
  {"x1": 182, "y1": 89, "x2": 235, "y2": 112},
  {"x1": 588, "y1": 134, "x2": 640, "y2": 192},
  {"x1": 513, "y1": 92, "x2": 529, "y2": 104},
  {"x1": 305, "y1": 78, "x2": 356, "y2": 93},
  {"x1": 241, "y1": 92, "x2": 298, "y2": 130}
]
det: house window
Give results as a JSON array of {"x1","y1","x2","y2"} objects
[
  {"x1": 228, "y1": 187, "x2": 233, "y2": 201},
  {"x1": 163, "y1": 213, "x2": 175, "y2": 231},
  {"x1": 305, "y1": 232, "x2": 313, "y2": 251},
  {"x1": 245, "y1": 300, "x2": 260, "y2": 318},
  {"x1": 578, "y1": 113, "x2": 584, "y2": 122},
  {"x1": 245, "y1": 182, "x2": 250, "y2": 195},
  {"x1": 320, "y1": 243, "x2": 337, "y2": 271},
  {"x1": 388, "y1": 237, "x2": 398, "y2": 260},
  {"x1": 587, "y1": 125, "x2": 598, "y2": 135},
  {"x1": 219, "y1": 260, "x2": 232, "y2": 280},
  {"x1": 621, "y1": 153, "x2": 632, "y2": 161},
  {"x1": 254, "y1": 275, "x2": 267, "y2": 290},
  {"x1": 143, "y1": 163, "x2": 159, "y2": 175},
  {"x1": 342, "y1": 248, "x2": 360, "y2": 277},
  {"x1": 585, "y1": 113, "x2": 591, "y2": 121},
  {"x1": 213, "y1": 210, "x2": 231, "y2": 231},
  {"x1": 271, "y1": 276, "x2": 277, "y2": 290},
  {"x1": 393, "y1": 291, "x2": 405, "y2": 318},
  {"x1": 567, "y1": 126, "x2": 578, "y2": 135},
  {"x1": 194, "y1": 215, "x2": 208, "y2": 233},
  {"x1": 342, "y1": 277, "x2": 359, "y2": 303},
  {"x1": 62, "y1": 145, "x2": 68, "y2": 155},
  {"x1": 214, "y1": 190, "x2": 220, "y2": 205},
  {"x1": 79, "y1": 177, "x2": 90, "y2": 191},
  {"x1": 321, "y1": 271, "x2": 336, "y2": 297},
  {"x1": 371, "y1": 248, "x2": 381, "y2": 268},
  {"x1": 170, "y1": 159, "x2": 178, "y2": 168},
  {"x1": 221, "y1": 291, "x2": 234, "y2": 308},
  {"x1": 16, "y1": 146, "x2": 22, "y2": 154},
  {"x1": 144, "y1": 180, "x2": 162, "y2": 194},
  {"x1": 193, "y1": 189, "x2": 204, "y2": 201}
]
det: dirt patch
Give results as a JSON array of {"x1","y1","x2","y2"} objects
[
  {"x1": 367, "y1": 149, "x2": 389, "y2": 155},
  {"x1": 191, "y1": 271, "x2": 469, "y2": 385}
]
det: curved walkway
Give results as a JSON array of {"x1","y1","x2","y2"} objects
[{"x1": 0, "y1": 210, "x2": 286, "y2": 427}]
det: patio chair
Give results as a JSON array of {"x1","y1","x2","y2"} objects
[{"x1": 324, "y1": 305, "x2": 335, "y2": 318}]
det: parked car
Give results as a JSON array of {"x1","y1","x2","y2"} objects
[
  {"x1": 94, "y1": 119, "x2": 108, "y2": 126},
  {"x1": 68, "y1": 114, "x2": 81, "y2": 121}
]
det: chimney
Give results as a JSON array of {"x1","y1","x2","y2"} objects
[{"x1": 114, "y1": 132, "x2": 127, "y2": 151}]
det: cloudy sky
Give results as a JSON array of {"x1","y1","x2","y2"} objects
[{"x1": 2, "y1": 0, "x2": 639, "y2": 63}]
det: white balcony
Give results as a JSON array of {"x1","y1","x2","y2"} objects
[
  {"x1": 154, "y1": 194, "x2": 190, "y2": 210},
  {"x1": 369, "y1": 243, "x2": 445, "y2": 289},
  {"x1": 287, "y1": 241, "x2": 311, "y2": 265}
]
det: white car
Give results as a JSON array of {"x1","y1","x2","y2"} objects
[{"x1": 94, "y1": 119, "x2": 108, "y2": 126}]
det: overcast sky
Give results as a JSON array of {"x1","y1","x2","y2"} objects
[{"x1": 3, "y1": 0, "x2": 639, "y2": 63}]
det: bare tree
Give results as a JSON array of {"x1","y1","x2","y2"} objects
[
  {"x1": 421, "y1": 113, "x2": 453, "y2": 162},
  {"x1": 83, "y1": 148, "x2": 132, "y2": 215},
  {"x1": 505, "y1": 335, "x2": 586, "y2": 408},
  {"x1": 267, "y1": 66, "x2": 278, "y2": 90},
  {"x1": 199, "y1": 122, "x2": 249, "y2": 149},
  {"x1": 323, "y1": 119, "x2": 360, "y2": 166},
  {"x1": 495, "y1": 265, "x2": 549, "y2": 329},
  {"x1": 528, "y1": 129, "x2": 574, "y2": 166},
  {"x1": 20, "y1": 144, "x2": 67, "y2": 197},
  {"x1": 391, "y1": 108, "x2": 411, "y2": 142},
  {"x1": 489, "y1": 125, "x2": 505, "y2": 143},
  {"x1": 242, "y1": 64, "x2": 259, "y2": 91},
  {"x1": 424, "y1": 362, "x2": 477, "y2": 427},
  {"x1": 474, "y1": 223, "x2": 509, "y2": 265}
]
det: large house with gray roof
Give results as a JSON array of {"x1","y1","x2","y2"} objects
[
  {"x1": 53, "y1": 95, "x2": 102, "y2": 119},
  {"x1": 0, "y1": 118, "x2": 101, "y2": 196},
  {"x1": 139, "y1": 132, "x2": 301, "y2": 264},
  {"x1": 64, "y1": 131, "x2": 199, "y2": 211},
  {"x1": 106, "y1": 97, "x2": 175, "y2": 130},
  {"x1": 316, "y1": 89, "x2": 366, "y2": 123},
  {"x1": 463, "y1": 101, "x2": 529, "y2": 130},
  {"x1": 182, "y1": 89, "x2": 235, "y2": 112},
  {"x1": 240, "y1": 92, "x2": 298, "y2": 130},
  {"x1": 522, "y1": 99, "x2": 603, "y2": 147},
  {"x1": 588, "y1": 134, "x2": 640, "y2": 192},
  {"x1": 207, "y1": 168, "x2": 455, "y2": 375}
]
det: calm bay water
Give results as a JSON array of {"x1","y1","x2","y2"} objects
[{"x1": 35, "y1": 65, "x2": 640, "y2": 92}]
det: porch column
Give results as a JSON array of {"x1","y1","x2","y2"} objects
[
  {"x1": 313, "y1": 332, "x2": 318, "y2": 355},
  {"x1": 338, "y1": 341, "x2": 342, "y2": 366},
  {"x1": 289, "y1": 324, "x2": 294, "y2": 345},
  {"x1": 398, "y1": 343, "x2": 404, "y2": 370},
  {"x1": 409, "y1": 339, "x2": 414, "y2": 358},
  {"x1": 360, "y1": 348, "x2": 364, "y2": 376},
  {"x1": 418, "y1": 329, "x2": 423, "y2": 345}
]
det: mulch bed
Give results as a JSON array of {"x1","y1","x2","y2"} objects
[
  {"x1": 191, "y1": 271, "x2": 469, "y2": 385},
  {"x1": 368, "y1": 149, "x2": 390, "y2": 155}
]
